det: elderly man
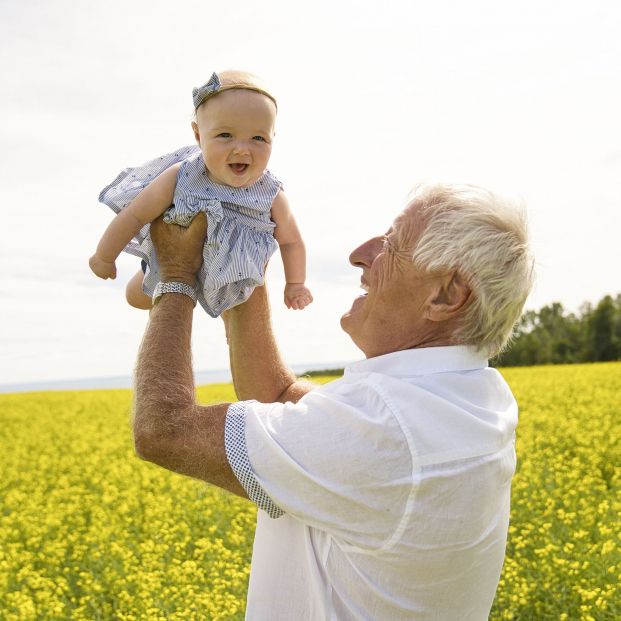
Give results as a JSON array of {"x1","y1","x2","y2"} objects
[{"x1": 133, "y1": 183, "x2": 534, "y2": 620}]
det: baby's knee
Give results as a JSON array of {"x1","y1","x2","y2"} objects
[{"x1": 126, "y1": 279, "x2": 151, "y2": 310}]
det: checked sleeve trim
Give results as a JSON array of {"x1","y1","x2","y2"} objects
[{"x1": 224, "y1": 401, "x2": 284, "y2": 519}]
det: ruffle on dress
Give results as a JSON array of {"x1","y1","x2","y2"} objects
[
  {"x1": 163, "y1": 194, "x2": 223, "y2": 228},
  {"x1": 98, "y1": 146, "x2": 281, "y2": 317}
]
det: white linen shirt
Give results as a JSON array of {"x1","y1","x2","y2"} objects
[{"x1": 224, "y1": 346, "x2": 518, "y2": 620}]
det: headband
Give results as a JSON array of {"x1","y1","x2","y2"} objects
[
  {"x1": 192, "y1": 73, "x2": 221, "y2": 109},
  {"x1": 192, "y1": 72, "x2": 278, "y2": 110}
]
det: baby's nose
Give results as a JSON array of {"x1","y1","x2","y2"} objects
[{"x1": 232, "y1": 140, "x2": 250, "y2": 154}]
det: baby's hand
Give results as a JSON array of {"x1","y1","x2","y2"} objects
[
  {"x1": 284, "y1": 283, "x2": 313, "y2": 310},
  {"x1": 89, "y1": 254, "x2": 117, "y2": 279}
]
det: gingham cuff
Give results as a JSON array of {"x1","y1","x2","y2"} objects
[{"x1": 224, "y1": 402, "x2": 284, "y2": 519}]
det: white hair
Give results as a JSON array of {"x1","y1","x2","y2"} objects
[{"x1": 410, "y1": 183, "x2": 535, "y2": 358}]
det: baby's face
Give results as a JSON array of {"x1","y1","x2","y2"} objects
[{"x1": 193, "y1": 89, "x2": 276, "y2": 188}]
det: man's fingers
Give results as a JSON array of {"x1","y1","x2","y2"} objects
[
  {"x1": 151, "y1": 211, "x2": 207, "y2": 244},
  {"x1": 150, "y1": 211, "x2": 208, "y2": 285},
  {"x1": 188, "y1": 211, "x2": 208, "y2": 237},
  {"x1": 150, "y1": 213, "x2": 166, "y2": 238}
]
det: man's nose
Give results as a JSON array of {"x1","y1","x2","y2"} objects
[{"x1": 349, "y1": 236, "x2": 383, "y2": 268}]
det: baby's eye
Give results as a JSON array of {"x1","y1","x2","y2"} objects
[
  {"x1": 217, "y1": 132, "x2": 232, "y2": 138},
  {"x1": 253, "y1": 135, "x2": 266, "y2": 142}
]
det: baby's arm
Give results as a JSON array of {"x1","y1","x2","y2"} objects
[
  {"x1": 90, "y1": 164, "x2": 182, "y2": 279},
  {"x1": 271, "y1": 191, "x2": 313, "y2": 310}
]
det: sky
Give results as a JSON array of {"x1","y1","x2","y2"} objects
[{"x1": 1, "y1": 0, "x2": 620, "y2": 388}]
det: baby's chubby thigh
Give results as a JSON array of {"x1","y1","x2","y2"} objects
[{"x1": 126, "y1": 270, "x2": 152, "y2": 310}]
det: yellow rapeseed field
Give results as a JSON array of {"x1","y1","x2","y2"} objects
[
  {"x1": 490, "y1": 363, "x2": 620, "y2": 620},
  {"x1": 1, "y1": 363, "x2": 619, "y2": 620}
]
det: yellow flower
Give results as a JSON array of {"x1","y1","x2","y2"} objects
[{"x1": 2, "y1": 366, "x2": 620, "y2": 619}]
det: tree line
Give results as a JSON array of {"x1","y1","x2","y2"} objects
[{"x1": 494, "y1": 293, "x2": 621, "y2": 367}]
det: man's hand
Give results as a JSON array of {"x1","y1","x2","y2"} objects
[{"x1": 150, "y1": 212, "x2": 207, "y2": 286}]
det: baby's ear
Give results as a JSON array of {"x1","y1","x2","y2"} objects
[{"x1": 191, "y1": 121, "x2": 200, "y2": 144}]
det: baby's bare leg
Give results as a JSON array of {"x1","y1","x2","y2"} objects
[{"x1": 126, "y1": 269, "x2": 152, "y2": 310}]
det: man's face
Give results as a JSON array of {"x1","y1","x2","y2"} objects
[
  {"x1": 192, "y1": 89, "x2": 276, "y2": 188},
  {"x1": 340, "y1": 201, "x2": 445, "y2": 358}
]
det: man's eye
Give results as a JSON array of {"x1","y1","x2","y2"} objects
[{"x1": 382, "y1": 236, "x2": 397, "y2": 254}]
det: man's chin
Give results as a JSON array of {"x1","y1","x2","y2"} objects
[
  {"x1": 341, "y1": 292, "x2": 369, "y2": 330},
  {"x1": 339, "y1": 308, "x2": 353, "y2": 332},
  {"x1": 340, "y1": 303, "x2": 360, "y2": 332}
]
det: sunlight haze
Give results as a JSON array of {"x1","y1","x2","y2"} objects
[{"x1": 1, "y1": 0, "x2": 619, "y2": 387}]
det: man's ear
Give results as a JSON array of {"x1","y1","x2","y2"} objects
[
  {"x1": 425, "y1": 271, "x2": 471, "y2": 322},
  {"x1": 191, "y1": 121, "x2": 200, "y2": 145}
]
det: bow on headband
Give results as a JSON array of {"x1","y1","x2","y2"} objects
[{"x1": 192, "y1": 73, "x2": 221, "y2": 109}]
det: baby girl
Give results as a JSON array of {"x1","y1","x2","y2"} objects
[{"x1": 90, "y1": 70, "x2": 312, "y2": 315}]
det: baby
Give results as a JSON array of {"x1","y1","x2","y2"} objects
[{"x1": 90, "y1": 70, "x2": 313, "y2": 315}]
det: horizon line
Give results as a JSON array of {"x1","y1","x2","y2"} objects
[{"x1": 0, "y1": 361, "x2": 351, "y2": 395}]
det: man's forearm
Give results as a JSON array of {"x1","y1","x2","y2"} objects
[
  {"x1": 224, "y1": 285, "x2": 314, "y2": 403},
  {"x1": 132, "y1": 293, "x2": 245, "y2": 495},
  {"x1": 134, "y1": 294, "x2": 196, "y2": 447},
  {"x1": 131, "y1": 214, "x2": 248, "y2": 496}
]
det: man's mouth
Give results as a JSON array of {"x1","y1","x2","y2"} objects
[
  {"x1": 354, "y1": 283, "x2": 369, "y2": 303},
  {"x1": 229, "y1": 163, "x2": 249, "y2": 175}
]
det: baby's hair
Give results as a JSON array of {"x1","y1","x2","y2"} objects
[{"x1": 193, "y1": 70, "x2": 277, "y2": 118}]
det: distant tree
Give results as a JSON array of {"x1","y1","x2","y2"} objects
[
  {"x1": 493, "y1": 293, "x2": 620, "y2": 366},
  {"x1": 497, "y1": 311, "x2": 542, "y2": 366},
  {"x1": 587, "y1": 295, "x2": 620, "y2": 361}
]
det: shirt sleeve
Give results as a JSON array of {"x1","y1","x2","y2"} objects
[
  {"x1": 224, "y1": 379, "x2": 414, "y2": 551},
  {"x1": 224, "y1": 401, "x2": 284, "y2": 519}
]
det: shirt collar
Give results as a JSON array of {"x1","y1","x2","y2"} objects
[{"x1": 344, "y1": 346, "x2": 488, "y2": 378}]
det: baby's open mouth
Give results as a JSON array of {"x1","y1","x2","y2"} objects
[{"x1": 229, "y1": 163, "x2": 249, "y2": 174}]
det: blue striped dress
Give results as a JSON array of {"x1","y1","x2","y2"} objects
[{"x1": 99, "y1": 145, "x2": 281, "y2": 317}]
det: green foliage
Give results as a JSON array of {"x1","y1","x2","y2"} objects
[
  {"x1": 587, "y1": 295, "x2": 621, "y2": 362},
  {"x1": 297, "y1": 368, "x2": 344, "y2": 378},
  {"x1": 495, "y1": 293, "x2": 621, "y2": 366}
]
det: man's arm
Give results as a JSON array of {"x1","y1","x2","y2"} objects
[
  {"x1": 223, "y1": 285, "x2": 315, "y2": 403},
  {"x1": 132, "y1": 213, "x2": 246, "y2": 497}
]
